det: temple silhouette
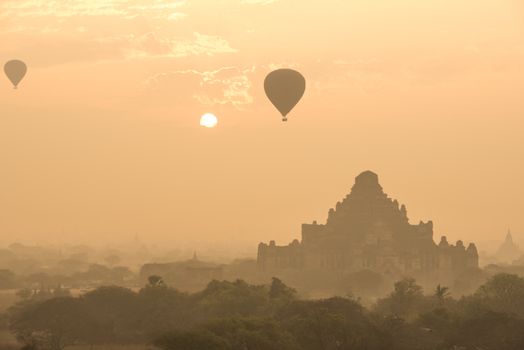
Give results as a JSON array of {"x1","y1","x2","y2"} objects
[
  {"x1": 496, "y1": 230, "x2": 521, "y2": 263},
  {"x1": 258, "y1": 171, "x2": 478, "y2": 278}
]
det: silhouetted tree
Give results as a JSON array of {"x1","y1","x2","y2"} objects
[
  {"x1": 195, "y1": 280, "x2": 269, "y2": 318},
  {"x1": 155, "y1": 329, "x2": 229, "y2": 350},
  {"x1": 474, "y1": 273, "x2": 524, "y2": 317},
  {"x1": 6, "y1": 274, "x2": 524, "y2": 350},
  {"x1": 269, "y1": 277, "x2": 296, "y2": 300},
  {"x1": 277, "y1": 297, "x2": 385, "y2": 350},
  {"x1": 375, "y1": 278, "x2": 426, "y2": 320},
  {"x1": 137, "y1": 280, "x2": 192, "y2": 340},
  {"x1": 156, "y1": 318, "x2": 299, "y2": 350},
  {"x1": 434, "y1": 284, "x2": 450, "y2": 305},
  {"x1": 444, "y1": 311, "x2": 524, "y2": 350},
  {"x1": 9, "y1": 297, "x2": 100, "y2": 350},
  {"x1": 206, "y1": 318, "x2": 299, "y2": 350},
  {"x1": 148, "y1": 275, "x2": 165, "y2": 287}
]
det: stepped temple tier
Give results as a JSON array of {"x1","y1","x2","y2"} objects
[{"x1": 257, "y1": 171, "x2": 478, "y2": 279}]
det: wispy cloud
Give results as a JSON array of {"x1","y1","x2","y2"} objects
[
  {"x1": 0, "y1": 0, "x2": 239, "y2": 65},
  {"x1": 146, "y1": 66, "x2": 256, "y2": 109},
  {"x1": 128, "y1": 32, "x2": 237, "y2": 59},
  {"x1": 0, "y1": 0, "x2": 186, "y2": 19},
  {"x1": 240, "y1": 0, "x2": 278, "y2": 5}
]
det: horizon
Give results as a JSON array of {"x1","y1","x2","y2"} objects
[{"x1": 0, "y1": 169, "x2": 518, "y2": 261}]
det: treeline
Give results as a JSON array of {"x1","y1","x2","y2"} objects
[
  {"x1": 3, "y1": 274, "x2": 524, "y2": 350},
  {"x1": 0, "y1": 264, "x2": 137, "y2": 291}
]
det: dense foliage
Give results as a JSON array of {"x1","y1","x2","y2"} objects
[{"x1": 3, "y1": 274, "x2": 524, "y2": 350}]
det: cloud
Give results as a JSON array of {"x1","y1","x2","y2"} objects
[
  {"x1": 241, "y1": 0, "x2": 278, "y2": 4},
  {"x1": 146, "y1": 66, "x2": 256, "y2": 109},
  {"x1": 0, "y1": 31, "x2": 237, "y2": 67},
  {"x1": 0, "y1": 0, "x2": 237, "y2": 65},
  {"x1": 127, "y1": 32, "x2": 237, "y2": 59},
  {"x1": 0, "y1": 0, "x2": 187, "y2": 19},
  {"x1": 167, "y1": 12, "x2": 188, "y2": 21},
  {"x1": 170, "y1": 32, "x2": 238, "y2": 57}
]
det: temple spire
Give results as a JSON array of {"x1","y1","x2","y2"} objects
[{"x1": 496, "y1": 228, "x2": 521, "y2": 263}]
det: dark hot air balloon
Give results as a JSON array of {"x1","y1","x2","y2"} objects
[
  {"x1": 4, "y1": 60, "x2": 27, "y2": 89},
  {"x1": 264, "y1": 69, "x2": 305, "y2": 121}
]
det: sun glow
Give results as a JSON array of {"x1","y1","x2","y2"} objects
[{"x1": 199, "y1": 113, "x2": 218, "y2": 128}]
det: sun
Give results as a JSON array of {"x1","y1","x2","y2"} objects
[{"x1": 200, "y1": 113, "x2": 218, "y2": 128}]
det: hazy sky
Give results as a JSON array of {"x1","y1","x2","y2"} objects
[{"x1": 1, "y1": 0, "x2": 523, "y2": 254}]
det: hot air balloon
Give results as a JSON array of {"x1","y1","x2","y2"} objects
[
  {"x1": 264, "y1": 69, "x2": 305, "y2": 121},
  {"x1": 4, "y1": 60, "x2": 27, "y2": 89}
]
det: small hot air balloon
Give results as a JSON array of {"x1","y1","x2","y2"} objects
[
  {"x1": 4, "y1": 60, "x2": 27, "y2": 89},
  {"x1": 264, "y1": 68, "x2": 305, "y2": 122}
]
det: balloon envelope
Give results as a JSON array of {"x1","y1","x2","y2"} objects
[
  {"x1": 264, "y1": 69, "x2": 305, "y2": 121},
  {"x1": 4, "y1": 60, "x2": 27, "y2": 89}
]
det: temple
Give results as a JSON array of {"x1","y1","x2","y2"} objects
[
  {"x1": 496, "y1": 230, "x2": 521, "y2": 263},
  {"x1": 258, "y1": 171, "x2": 478, "y2": 278}
]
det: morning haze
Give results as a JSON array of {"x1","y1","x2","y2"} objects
[
  {"x1": 0, "y1": 1, "x2": 524, "y2": 348},
  {"x1": 1, "y1": 0, "x2": 523, "y2": 252}
]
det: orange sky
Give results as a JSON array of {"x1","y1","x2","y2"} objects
[{"x1": 0, "y1": 0, "x2": 523, "y2": 255}]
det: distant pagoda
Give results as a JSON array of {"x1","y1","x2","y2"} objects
[{"x1": 496, "y1": 230, "x2": 521, "y2": 263}]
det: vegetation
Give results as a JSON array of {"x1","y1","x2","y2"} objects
[{"x1": 0, "y1": 273, "x2": 522, "y2": 349}]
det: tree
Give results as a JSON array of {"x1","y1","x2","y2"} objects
[
  {"x1": 415, "y1": 307, "x2": 453, "y2": 335},
  {"x1": 375, "y1": 278, "x2": 425, "y2": 320},
  {"x1": 9, "y1": 297, "x2": 101, "y2": 350},
  {"x1": 474, "y1": 273, "x2": 524, "y2": 317},
  {"x1": 204, "y1": 318, "x2": 299, "y2": 350},
  {"x1": 277, "y1": 297, "x2": 384, "y2": 350},
  {"x1": 156, "y1": 318, "x2": 299, "y2": 350},
  {"x1": 155, "y1": 329, "x2": 230, "y2": 350},
  {"x1": 196, "y1": 280, "x2": 269, "y2": 318},
  {"x1": 83, "y1": 286, "x2": 139, "y2": 343},
  {"x1": 444, "y1": 311, "x2": 524, "y2": 350},
  {"x1": 269, "y1": 277, "x2": 296, "y2": 300},
  {"x1": 137, "y1": 281, "x2": 192, "y2": 340},
  {"x1": 148, "y1": 275, "x2": 165, "y2": 287},
  {"x1": 393, "y1": 278, "x2": 423, "y2": 299},
  {"x1": 434, "y1": 284, "x2": 450, "y2": 305}
]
